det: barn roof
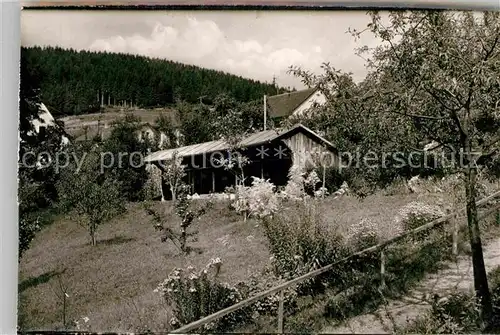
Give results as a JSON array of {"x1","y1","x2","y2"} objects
[
  {"x1": 145, "y1": 123, "x2": 337, "y2": 162},
  {"x1": 266, "y1": 88, "x2": 317, "y2": 119}
]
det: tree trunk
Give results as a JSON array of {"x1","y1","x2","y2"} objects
[
  {"x1": 464, "y1": 156, "x2": 492, "y2": 322},
  {"x1": 180, "y1": 226, "x2": 186, "y2": 252},
  {"x1": 171, "y1": 183, "x2": 176, "y2": 202},
  {"x1": 322, "y1": 165, "x2": 326, "y2": 198},
  {"x1": 160, "y1": 175, "x2": 165, "y2": 202},
  {"x1": 90, "y1": 225, "x2": 97, "y2": 246}
]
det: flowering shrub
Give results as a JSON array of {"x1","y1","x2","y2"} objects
[
  {"x1": 155, "y1": 258, "x2": 247, "y2": 332},
  {"x1": 346, "y1": 218, "x2": 380, "y2": 250},
  {"x1": 229, "y1": 184, "x2": 250, "y2": 220},
  {"x1": 162, "y1": 151, "x2": 187, "y2": 201},
  {"x1": 282, "y1": 166, "x2": 329, "y2": 200},
  {"x1": 282, "y1": 165, "x2": 307, "y2": 201},
  {"x1": 247, "y1": 177, "x2": 280, "y2": 219},
  {"x1": 314, "y1": 187, "x2": 329, "y2": 198},
  {"x1": 235, "y1": 273, "x2": 298, "y2": 319},
  {"x1": 229, "y1": 178, "x2": 280, "y2": 220},
  {"x1": 394, "y1": 201, "x2": 445, "y2": 242},
  {"x1": 304, "y1": 170, "x2": 321, "y2": 194}
]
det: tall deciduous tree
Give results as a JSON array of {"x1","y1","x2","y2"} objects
[
  {"x1": 362, "y1": 11, "x2": 500, "y2": 322},
  {"x1": 292, "y1": 11, "x2": 500, "y2": 323},
  {"x1": 102, "y1": 115, "x2": 153, "y2": 201}
]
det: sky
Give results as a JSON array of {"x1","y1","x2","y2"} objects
[{"x1": 21, "y1": 10, "x2": 381, "y2": 89}]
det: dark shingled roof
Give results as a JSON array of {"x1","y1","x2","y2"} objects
[
  {"x1": 266, "y1": 88, "x2": 317, "y2": 119},
  {"x1": 145, "y1": 123, "x2": 338, "y2": 163}
]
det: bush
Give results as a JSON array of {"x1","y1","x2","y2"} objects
[
  {"x1": 155, "y1": 260, "x2": 300, "y2": 333},
  {"x1": 324, "y1": 200, "x2": 454, "y2": 324},
  {"x1": 394, "y1": 201, "x2": 446, "y2": 244},
  {"x1": 400, "y1": 293, "x2": 482, "y2": 334},
  {"x1": 346, "y1": 218, "x2": 380, "y2": 251},
  {"x1": 282, "y1": 165, "x2": 307, "y2": 201},
  {"x1": 18, "y1": 215, "x2": 41, "y2": 259},
  {"x1": 236, "y1": 272, "x2": 298, "y2": 319},
  {"x1": 261, "y1": 199, "x2": 348, "y2": 294},
  {"x1": 246, "y1": 177, "x2": 280, "y2": 219},
  {"x1": 229, "y1": 177, "x2": 280, "y2": 220},
  {"x1": 155, "y1": 258, "x2": 247, "y2": 332},
  {"x1": 282, "y1": 166, "x2": 328, "y2": 200}
]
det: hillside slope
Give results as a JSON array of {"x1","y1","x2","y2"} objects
[{"x1": 22, "y1": 46, "x2": 288, "y2": 116}]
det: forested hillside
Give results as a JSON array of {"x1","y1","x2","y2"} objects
[{"x1": 21, "y1": 46, "x2": 289, "y2": 116}]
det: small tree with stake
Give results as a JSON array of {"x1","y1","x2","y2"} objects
[{"x1": 147, "y1": 184, "x2": 212, "y2": 254}]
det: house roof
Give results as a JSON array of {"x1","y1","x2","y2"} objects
[
  {"x1": 145, "y1": 123, "x2": 337, "y2": 163},
  {"x1": 28, "y1": 103, "x2": 71, "y2": 143},
  {"x1": 266, "y1": 88, "x2": 317, "y2": 119}
]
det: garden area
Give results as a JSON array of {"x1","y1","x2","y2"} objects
[
  {"x1": 18, "y1": 172, "x2": 500, "y2": 333},
  {"x1": 18, "y1": 9, "x2": 500, "y2": 334}
]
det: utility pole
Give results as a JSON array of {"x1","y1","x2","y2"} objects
[{"x1": 263, "y1": 95, "x2": 267, "y2": 131}]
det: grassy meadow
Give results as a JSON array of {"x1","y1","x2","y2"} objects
[{"x1": 17, "y1": 182, "x2": 499, "y2": 332}]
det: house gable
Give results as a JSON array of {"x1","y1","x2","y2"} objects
[
  {"x1": 266, "y1": 88, "x2": 326, "y2": 120},
  {"x1": 290, "y1": 89, "x2": 327, "y2": 118}
]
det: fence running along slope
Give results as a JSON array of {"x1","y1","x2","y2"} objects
[{"x1": 171, "y1": 190, "x2": 500, "y2": 334}]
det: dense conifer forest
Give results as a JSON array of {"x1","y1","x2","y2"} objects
[{"x1": 21, "y1": 46, "x2": 289, "y2": 116}]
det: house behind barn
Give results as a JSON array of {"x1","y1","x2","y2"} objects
[
  {"x1": 266, "y1": 87, "x2": 326, "y2": 124},
  {"x1": 145, "y1": 124, "x2": 339, "y2": 200}
]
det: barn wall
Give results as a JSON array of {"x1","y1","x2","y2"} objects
[{"x1": 282, "y1": 133, "x2": 338, "y2": 172}]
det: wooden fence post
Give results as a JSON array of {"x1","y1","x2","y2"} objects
[
  {"x1": 277, "y1": 289, "x2": 284, "y2": 334},
  {"x1": 380, "y1": 250, "x2": 386, "y2": 289}
]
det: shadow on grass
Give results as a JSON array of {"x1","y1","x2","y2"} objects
[
  {"x1": 98, "y1": 236, "x2": 135, "y2": 246},
  {"x1": 18, "y1": 270, "x2": 61, "y2": 293}
]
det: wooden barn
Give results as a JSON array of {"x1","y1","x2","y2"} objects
[{"x1": 144, "y1": 124, "x2": 340, "y2": 199}]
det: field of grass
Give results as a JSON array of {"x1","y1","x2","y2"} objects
[
  {"x1": 18, "y1": 185, "x2": 496, "y2": 333},
  {"x1": 18, "y1": 201, "x2": 268, "y2": 332},
  {"x1": 59, "y1": 107, "x2": 178, "y2": 141}
]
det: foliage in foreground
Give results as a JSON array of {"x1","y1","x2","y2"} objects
[
  {"x1": 154, "y1": 258, "x2": 298, "y2": 332},
  {"x1": 399, "y1": 266, "x2": 500, "y2": 334}
]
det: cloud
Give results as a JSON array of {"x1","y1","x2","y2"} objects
[
  {"x1": 87, "y1": 17, "x2": 334, "y2": 88},
  {"x1": 21, "y1": 11, "x2": 376, "y2": 89}
]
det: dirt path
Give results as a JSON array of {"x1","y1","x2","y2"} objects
[{"x1": 320, "y1": 236, "x2": 500, "y2": 334}]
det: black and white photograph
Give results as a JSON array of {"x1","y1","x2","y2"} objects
[{"x1": 16, "y1": 4, "x2": 500, "y2": 334}]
